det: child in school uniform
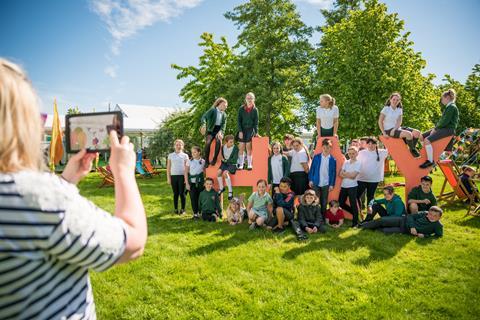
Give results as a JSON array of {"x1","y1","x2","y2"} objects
[
  {"x1": 199, "y1": 178, "x2": 222, "y2": 222},
  {"x1": 339, "y1": 146, "x2": 362, "y2": 228},
  {"x1": 356, "y1": 137, "x2": 388, "y2": 211},
  {"x1": 316, "y1": 94, "x2": 339, "y2": 137},
  {"x1": 308, "y1": 138, "x2": 337, "y2": 216},
  {"x1": 287, "y1": 137, "x2": 309, "y2": 198},
  {"x1": 237, "y1": 92, "x2": 259, "y2": 170},
  {"x1": 217, "y1": 135, "x2": 239, "y2": 200},
  {"x1": 269, "y1": 177, "x2": 296, "y2": 233},
  {"x1": 167, "y1": 139, "x2": 189, "y2": 215},
  {"x1": 200, "y1": 97, "x2": 228, "y2": 168},
  {"x1": 268, "y1": 141, "x2": 290, "y2": 195},
  {"x1": 378, "y1": 92, "x2": 420, "y2": 157},
  {"x1": 459, "y1": 165, "x2": 479, "y2": 202},
  {"x1": 226, "y1": 195, "x2": 247, "y2": 225},
  {"x1": 247, "y1": 179, "x2": 273, "y2": 230},
  {"x1": 297, "y1": 189, "x2": 326, "y2": 234},
  {"x1": 325, "y1": 200, "x2": 345, "y2": 228},
  {"x1": 185, "y1": 146, "x2": 205, "y2": 219},
  {"x1": 419, "y1": 89, "x2": 459, "y2": 169}
]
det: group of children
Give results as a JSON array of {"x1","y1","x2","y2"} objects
[{"x1": 166, "y1": 89, "x2": 464, "y2": 238}]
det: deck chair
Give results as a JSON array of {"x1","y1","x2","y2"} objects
[
  {"x1": 437, "y1": 160, "x2": 479, "y2": 216},
  {"x1": 142, "y1": 159, "x2": 160, "y2": 176},
  {"x1": 97, "y1": 166, "x2": 114, "y2": 188},
  {"x1": 135, "y1": 161, "x2": 152, "y2": 178}
]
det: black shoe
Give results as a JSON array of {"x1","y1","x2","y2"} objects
[
  {"x1": 228, "y1": 192, "x2": 233, "y2": 200},
  {"x1": 211, "y1": 159, "x2": 217, "y2": 166},
  {"x1": 174, "y1": 209, "x2": 179, "y2": 215},
  {"x1": 409, "y1": 148, "x2": 420, "y2": 158},
  {"x1": 419, "y1": 160, "x2": 434, "y2": 169},
  {"x1": 273, "y1": 226, "x2": 285, "y2": 234},
  {"x1": 217, "y1": 188, "x2": 225, "y2": 196}
]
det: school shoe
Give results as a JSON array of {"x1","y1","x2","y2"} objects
[
  {"x1": 247, "y1": 164, "x2": 253, "y2": 171},
  {"x1": 236, "y1": 164, "x2": 244, "y2": 170},
  {"x1": 419, "y1": 160, "x2": 434, "y2": 169},
  {"x1": 272, "y1": 226, "x2": 285, "y2": 234},
  {"x1": 409, "y1": 148, "x2": 420, "y2": 158},
  {"x1": 174, "y1": 209, "x2": 179, "y2": 215},
  {"x1": 249, "y1": 222, "x2": 257, "y2": 230},
  {"x1": 228, "y1": 192, "x2": 233, "y2": 200},
  {"x1": 192, "y1": 213, "x2": 199, "y2": 220},
  {"x1": 180, "y1": 209, "x2": 186, "y2": 215},
  {"x1": 217, "y1": 188, "x2": 225, "y2": 196}
]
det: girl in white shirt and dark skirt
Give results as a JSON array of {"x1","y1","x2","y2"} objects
[{"x1": 339, "y1": 146, "x2": 362, "y2": 227}]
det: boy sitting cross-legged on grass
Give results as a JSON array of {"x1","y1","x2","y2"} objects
[
  {"x1": 267, "y1": 177, "x2": 295, "y2": 234},
  {"x1": 297, "y1": 189, "x2": 327, "y2": 234},
  {"x1": 199, "y1": 177, "x2": 222, "y2": 222},
  {"x1": 247, "y1": 179, "x2": 273, "y2": 230}
]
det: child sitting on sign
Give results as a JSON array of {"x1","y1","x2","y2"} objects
[
  {"x1": 226, "y1": 195, "x2": 247, "y2": 225},
  {"x1": 199, "y1": 178, "x2": 222, "y2": 222},
  {"x1": 325, "y1": 200, "x2": 345, "y2": 228},
  {"x1": 247, "y1": 179, "x2": 273, "y2": 230},
  {"x1": 217, "y1": 134, "x2": 239, "y2": 200},
  {"x1": 297, "y1": 189, "x2": 326, "y2": 234}
]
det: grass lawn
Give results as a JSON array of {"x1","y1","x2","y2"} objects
[{"x1": 78, "y1": 170, "x2": 480, "y2": 319}]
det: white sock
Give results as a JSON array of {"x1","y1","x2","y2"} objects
[
  {"x1": 217, "y1": 176, "x2": 224, "y2": 190},
  {"x1": 247, "y1": 155, "x2": 253, "y2": 167},
  {"x1": 238, "y1": 153, "x2": 245, "y2": 167},
  {"x1": 425, "y1": 144, "x2": 433, "y2": 162},
  {"x1": 225, "y1": 175, "x2": 232, "y2": 192}
]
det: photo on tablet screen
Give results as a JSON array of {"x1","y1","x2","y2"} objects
[{"x1": 66, "y1": 112, "x2": 122, "y2": 153}]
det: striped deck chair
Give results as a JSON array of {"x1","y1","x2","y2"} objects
[{"x1": 97, "y1": 166, "x2": 114, "y2": 188}]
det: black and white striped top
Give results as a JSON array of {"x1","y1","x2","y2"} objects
[{"x1": 0, "y1": 172, "x2": 126, "y2": 320}]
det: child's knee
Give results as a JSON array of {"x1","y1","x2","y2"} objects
[
  {"x1": 223, "y1": 171, "x2": 229, "y2": 178},
  {"x1": 256, "y1": 217, "x2": 265, "y2": 225},
  {"x1": 409, "y1": 202, "x2": 418, "y2": 213}
]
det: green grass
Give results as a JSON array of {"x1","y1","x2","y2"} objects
[{"x1": 79, "y1": 170, "x2": 480, "y2": 319}]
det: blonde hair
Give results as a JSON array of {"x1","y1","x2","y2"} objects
[
  {"x1": 319, "y1": 94, "x2": 335, "y2": 109},
  {"x1": 174, "y1": 139, "x2": 185, "y2": 149},
  {"x1": 442, "y1": 88, "x2": 456, "y2": 102},
  {"x1": 0, "y1": 58, "x2": 44, "y2": 172},
  {"x1": 244, "y1": 92, "x2": 255, "y2": 106},
  {"x1": 213, "y1": 97, "x2": 227, "y2": 108}
]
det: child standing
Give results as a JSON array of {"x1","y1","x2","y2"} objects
[
  {"x1": 199, "y1": 178, "x2": 222, "y2": 222},
  {"x1": 298, "y1": 189, "x2": 326, "y2": 234},
  {"x1": 237, "y1": 92, "x2": 259, "y2": 170},
  {"x1": 339, "y1": 146, "x2": 361, "y2": 227},
  {"x1": 217, "y1": 135, "x2": 239, "y2": 200},
  {"x1": 356, "y1": 137, "x2": 388, "y2": 210},
  {"x1": 200, "y1": 97, "x2": 228, "y2": 168},
  {"x1": 247, "y1": 179, "x2": 273, "y2": 230},
  {"x1": 226, "y1": 195, "x2": 247, "y2": 225},
  {"x1": 316, "y1": 94, "x2": 339, "y2": 137},
  {"x1": 325, "y1": 200, "x2": 345, "y2": 228},
  {"x1": 308, "y1": 138, "x2": 337, "y2": 216},
  {"x1": 167, "y1": 139, "x2": 189, "y2": 215},
  {"x1": 268, "y1": 141, "x2": 290, "y2": 194},
  {"x1": 185, "y1": 146, "x2": 205, "y2": 219},
  {"x1": 287, "y1": 138, "x2": 309, "y2": 198}
]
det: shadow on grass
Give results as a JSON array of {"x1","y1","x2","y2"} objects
[
  {"x1": 281, "y1": 228, "x2": 413, "y2": 266},
  {"x1": 455, "y1": 215, "x2": 480, "y2": 229}
]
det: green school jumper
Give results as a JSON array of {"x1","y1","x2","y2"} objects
[{"x1": 201, "y1": 107, "x2": 227, "y2": 134}]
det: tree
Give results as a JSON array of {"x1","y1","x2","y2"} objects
[
  {"x1": 438, "y1": 74, "x2": 480, "y2": 133},
  {"x1": 66, "y1": 106, "x2": 81, "y2": 115},
  {"x1": 465, "y1": 63, "x2": 480, "y2": 112},
  {"x1": 320, "y1": 0, "x2": 363, "y2": 28},
  {"x1": 310, "y1": 0, "x2": 439, "y2": 139},
  {"x1": 171, "y1": 32, "x2": 237, "y2": 146},
  {"x1": 225, "y1": 0, "x2": 314, "y2": 139}
]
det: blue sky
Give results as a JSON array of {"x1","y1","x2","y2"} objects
[{"x1": 1, "y1": 0, "x2": 479, "y2": 114}]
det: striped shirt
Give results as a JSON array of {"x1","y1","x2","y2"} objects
[{"x1": 0, "y1": 171, "x2": 127, "y2": 320}]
